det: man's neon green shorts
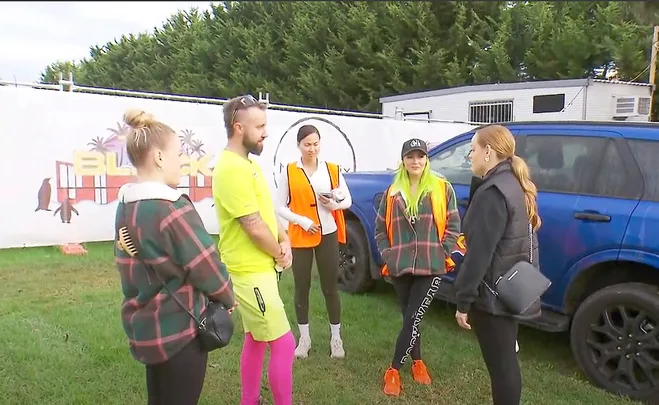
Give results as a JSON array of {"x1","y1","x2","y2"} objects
[{"x1": 231, "y1": 270, "x2": 291, "y2": 342}]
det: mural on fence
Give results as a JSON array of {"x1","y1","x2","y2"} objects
[
  {"x1": 40, "y1": 123, "x2": 214, "y2": 215},
  {"x1": 53, "y1": 198, "x2": 79, "y2": 224},
  {"x1": 3, "y1": 85, "x2": 476, "y2": 249}
]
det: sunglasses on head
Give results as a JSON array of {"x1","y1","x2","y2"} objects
[{"x1": 230, "y1": 94, "x2": 266, "y2": 125}]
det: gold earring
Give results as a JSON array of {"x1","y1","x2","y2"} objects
[{"x1": 485, "y1": 156, "x2": 490, "y2": 162}]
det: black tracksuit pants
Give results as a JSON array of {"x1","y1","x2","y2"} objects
[{"x1": 390, "y1": 274, "x2": 441, "y2": 369}]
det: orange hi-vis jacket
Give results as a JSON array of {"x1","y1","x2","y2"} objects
[
  {"x1": 381, "y1": 183, "x2": 459, "y2": 276},
  {"x1": 286, "y1": 162, "x2": 347, "y2": 248}
]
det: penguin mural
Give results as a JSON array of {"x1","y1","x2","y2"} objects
[
  {"x1": 34, "y1": 177, "x2": 52, "y2": 212},
  {"x1": 53, "y1": 198, "x2": 79, "y2": 224}
]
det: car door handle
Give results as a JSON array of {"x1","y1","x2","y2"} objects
[
  {"x1": 574, "y1": 211, "x2": 611, "y2": 222},
  {"x1": 458, "y1": 198, "x2": 469, "y2": 208}
]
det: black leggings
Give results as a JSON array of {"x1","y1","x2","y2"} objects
[
  {"x1": 390, "y1": 274, "x2": 441, "y2": 369},
  {"x1": 291, "y1": 231, "x2": 341, "y2": 325},
  {"x1": 145, "y1": 338, "x2": 208, "y2": 405},
  {"x1": 470, "y1": 308, "x2": 521, "y2": 405}
]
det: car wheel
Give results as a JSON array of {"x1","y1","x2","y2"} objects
[
  {"x1": 338, "y1": 219, "x2": 375, "y2": 294},
  {"x1": 570, "y1": 282, "x2": 659, "y2": 402}
]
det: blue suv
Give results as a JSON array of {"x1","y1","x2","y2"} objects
[{"x1": 337, "y1": 121, "x2": 659, "y2": 402}]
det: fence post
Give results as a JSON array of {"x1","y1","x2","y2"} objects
[{"x1": 394, "y1": 106, "x2": 404, "y2": 120}]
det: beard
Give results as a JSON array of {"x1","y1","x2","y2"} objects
[{"x1": 243, "y1": 137, "x2": 263, "y2": 156}]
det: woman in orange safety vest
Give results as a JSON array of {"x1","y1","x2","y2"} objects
[{"x1": 275, "y1": 125, "x2": 352, "y2": 360}]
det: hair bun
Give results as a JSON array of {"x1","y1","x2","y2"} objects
[{"x1": 123, "y1": 108, "x2": 154, "y2": 129}]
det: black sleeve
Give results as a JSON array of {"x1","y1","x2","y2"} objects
[
  {"x1": 467, "y1": 176, "x2": 484, "y2": 207},
  {"x1": 454, "y1": 186, "x2": 508, "y2": 313}
]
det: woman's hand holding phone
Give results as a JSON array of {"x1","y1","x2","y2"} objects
[{"x1": 317, "y1": 193, "x2": 333, "y2": 205}]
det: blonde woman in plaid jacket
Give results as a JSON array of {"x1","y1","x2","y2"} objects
[{"x1": 114, "y1": 109, "x2": 236, "y2": 405}]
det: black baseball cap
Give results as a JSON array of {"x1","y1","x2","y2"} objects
[{"x1": 401, "y1": 138, "x2": 428, "y2": 159}]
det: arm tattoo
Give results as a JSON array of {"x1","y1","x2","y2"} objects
[{"x1": 237, "y1": 212, "x2": 263, "y2": 229}]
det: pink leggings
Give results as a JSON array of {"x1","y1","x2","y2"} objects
[{"x1": 240, "y1": 331, "x2": 295, "y2": 405}]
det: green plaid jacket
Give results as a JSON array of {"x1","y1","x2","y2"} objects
[
  {"x1": 375, "y1": 178, "x2": 461, "y2": 277},
  {"x1": 114, "y1": 194, "x2": 235, "y2": 365}
]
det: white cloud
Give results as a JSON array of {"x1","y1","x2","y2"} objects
[{"x1": 0, "y1": 1, "x2": 214, "y2": 83}]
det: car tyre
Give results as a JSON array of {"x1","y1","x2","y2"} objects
[
  {"x1": 338, "y1": 219, "x2": 375, "y2": 294},
  {"x1": 570, "y1": 282, "x2": 659, "y2": 402}
]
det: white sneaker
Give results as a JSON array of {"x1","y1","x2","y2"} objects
[
  {"x1": 515, "y1": 340, "x2": 519, "y2": 353},
  {"x1": 330, "y1": 337, "x2": 345, "y2": 359},
  {"x1": 294, "y1": 336, "x2": 311, "y2": 359}
]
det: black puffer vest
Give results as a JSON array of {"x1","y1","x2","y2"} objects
[{"x1": 463, "y1": 161, "x2": 541, "y2": 319}]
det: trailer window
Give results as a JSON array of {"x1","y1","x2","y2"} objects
[
  {"x1": 532, "y1": 93, "x2": 565, "y2": 114},
  {"x1": 468, "y1": 100, "x2": 513, "y2": 124}
]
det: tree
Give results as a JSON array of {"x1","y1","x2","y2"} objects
[
  {"x1": 40, "y1": 1, "x2": 656, "y2": 115},
  {"x1": 40, "y1": 61, "x2": 84, "y2": 84}
]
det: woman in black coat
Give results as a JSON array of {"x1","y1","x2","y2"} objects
[{"x1": 453, "y1": 124, "x2": 542, "y2": 405}]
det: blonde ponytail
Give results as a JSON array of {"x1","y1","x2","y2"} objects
[{"x1": 510, "y1": 155, "x2": 541, "y2": 231}]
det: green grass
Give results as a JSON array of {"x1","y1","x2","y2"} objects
[{"x1": 0, "y1": 242, "x2": 641, "y2": 405}]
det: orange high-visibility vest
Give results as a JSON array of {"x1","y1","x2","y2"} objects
[
  {"x1": 286, "y1": 161, "x2": 347, "y2": 248},
  {"x1": 381, "y1": 181, "x2": 456, "y2": 276}
]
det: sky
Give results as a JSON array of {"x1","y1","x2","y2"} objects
[{"x1": 0, "y1": 1, "x2": 215, "y2": 83}]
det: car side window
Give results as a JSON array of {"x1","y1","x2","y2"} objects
[
  {"x1": 627, "y1": 139, "x2": 659, "y2": 202},
  {"x1": 428, "y1": 140, "x2": 473, "y2": 185},
  {"x1": 517, "y1": 135, "x2": 608, "y2": 195},
  {"x1": 592, "y1": 140, "x2": 640, "y2": 199}
]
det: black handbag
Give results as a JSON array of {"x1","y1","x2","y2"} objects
[
  {"x1": 117, "y1": 210, "x2": 234, "y2": 352},
  {"x1": 482, "y1": 223, "x2": 551, "y2": 315},
  {"x1": 148, "y1": 265, "x2": 234, "y2": 352}
]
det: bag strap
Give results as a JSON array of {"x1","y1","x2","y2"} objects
[
  {"x1": 528, "y1": 222, "x2": 533, "y2": 264},
  {"x1": 119, "y1": 201, "x2": 202, "y2": 328},
  {"x1": 146, "y1": 258, "x2": 203, "y2": 328},
  {"x1": 479, "y1": 221, "x2": 533, "y2": 297}
]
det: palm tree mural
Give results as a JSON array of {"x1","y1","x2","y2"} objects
[
  {"x1": 106, "y1": 122, "x2": 130, "y2": 167},
  {"x1": 88, "y1": 136, "x2": 110, "y2": 153},
  {"x1": 190, "y1": 139, "x2": 206, "y2": 158},
  {"x1": 179, "y1": 129, "x2": 196, "y2": 156}
]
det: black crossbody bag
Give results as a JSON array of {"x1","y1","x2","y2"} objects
[
  {"x1": 118, "y1": 204, "x2": 234, "y2": 352},
  {"x1": 482, "y1": 223, "x2": 551, "y2": 315}
]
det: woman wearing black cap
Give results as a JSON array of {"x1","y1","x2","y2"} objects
[
  {"x1": 275, "y1": 125, "x2": 352, "y2": 359},
  {"x1": 374, "y1": 138, "x2": 461, "y2": 396}
]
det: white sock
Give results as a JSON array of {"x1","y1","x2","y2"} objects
[
  {"x1": 330, "y1": 323, "x2": 341, "y2": 340},
  {"x1": 298, "y1": 323, "x2": 310, "y2": 340}
]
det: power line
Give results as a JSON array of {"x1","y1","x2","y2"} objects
[{"x1": 631, "y1": 64, "x2": 651, "y2": 82}]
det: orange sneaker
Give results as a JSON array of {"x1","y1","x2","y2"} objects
[
  {"x1": 412, "y1": 360, "x2": 431, "y2": 385},
  {"x1": 383, "y1": 366, "x2": 401, "y2": 396}
]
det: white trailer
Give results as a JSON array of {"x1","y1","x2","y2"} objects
[{"x1": 380, "y1": 78, "x2": 654, "y2": 124}]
